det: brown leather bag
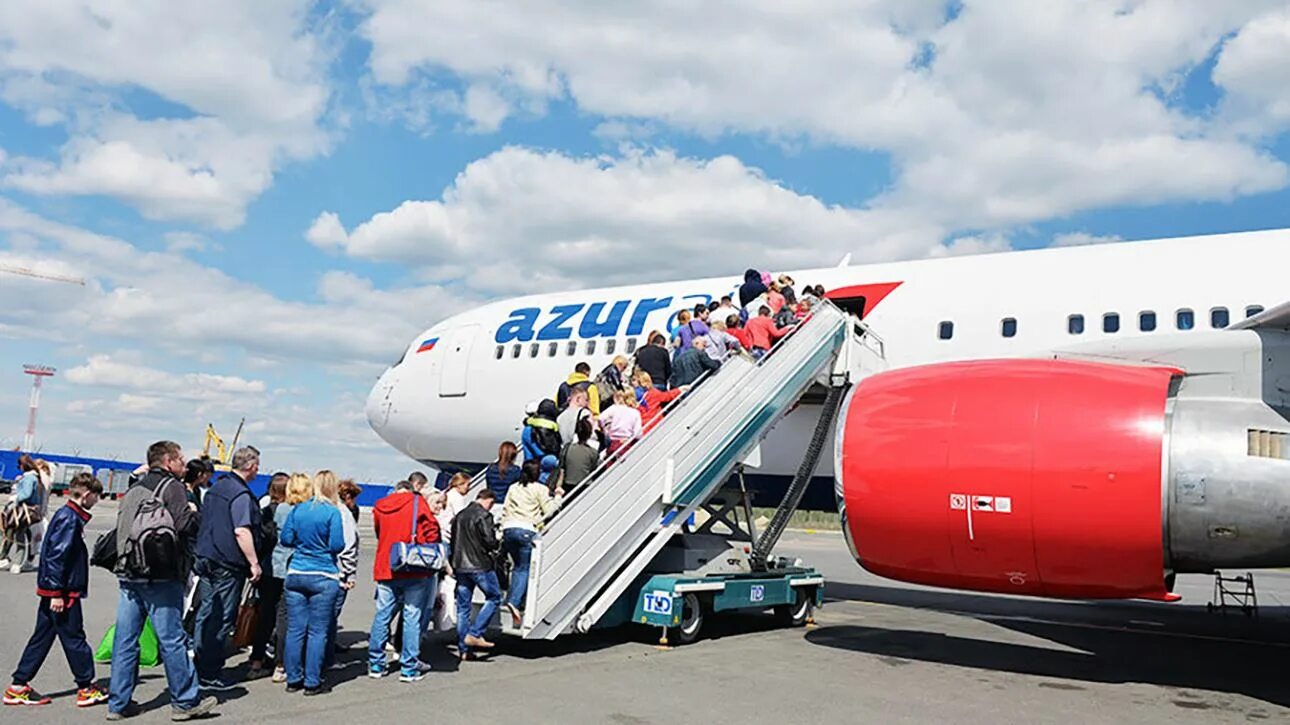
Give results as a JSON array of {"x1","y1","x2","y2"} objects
[{"x1": 232, "y1": 584, "x2": 259, "y2": 649}]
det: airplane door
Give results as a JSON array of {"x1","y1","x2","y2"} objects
[{"x1": 438, "y1": 325, "x2": 479, "y2": 397}]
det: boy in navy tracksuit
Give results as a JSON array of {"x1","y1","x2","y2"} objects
[{"x1": 3, "y1": 473, "x2": 106, "y2": 708}]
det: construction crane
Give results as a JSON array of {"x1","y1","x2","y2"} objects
[
  {"x1": 202, "y1": 419, "x2": 245, "y2": 472},
  {"x1": 0, "y1": 263, "x2": 86, "y2": 286}
]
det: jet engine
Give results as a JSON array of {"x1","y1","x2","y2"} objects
[{"x1": 835, "y1": 353, "x2": 1290, "y2": 600}]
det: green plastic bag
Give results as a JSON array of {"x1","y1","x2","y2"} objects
[{"x1": 94, "y1": 619, "x2": 161, "y2": 667}]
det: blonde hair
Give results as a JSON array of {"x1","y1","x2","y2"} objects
[
  {"x1": 612, "y1": 355, "x2": 629, "y2": 368},
  {"x1": 710, "y1": 320, "x2": 727, "y2": 331},
  {"x1": 636, "y1": 371, "x2": 654, "y2": 388},
  {"x1": 286, "y1": 473, "x2": 314, "y2": 505},
  {"x1": 448, "y1": 472, "x2": 470, "y2": 492},
  {"x1": 314, "y1": 470, "x2": 340, "y2": 503}
]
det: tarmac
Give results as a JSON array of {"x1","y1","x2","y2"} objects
[{"x1": 0, "y1": 499, "x2": 1288, "y2": 724}]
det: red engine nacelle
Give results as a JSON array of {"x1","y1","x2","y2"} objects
[{"x1": 838, "y1": 359, "x2": 1180, "y2": 600}]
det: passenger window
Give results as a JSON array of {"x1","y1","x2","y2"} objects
[
  {"x1": 511, "y1": 344, "x2": 521, "y2": 359},
  {"x1": 1103, "y1": 313, "x2": 1120, "y2": 333},
  {"x1": 495, "y1": 345, "x2": 504, "y2": 360},
  {"x1": 586, "y1": 340, "x2": 597, "y2": 356},
  {"x1": 1247, "y1": 305, "x2": 1265, "y2": 318},
  {"x1": 1139, "y1": 311, "x2": 1157, "y2": 332},
  {"x1": 1211, "y1": 307, "x2": 1230, "y2": 329},
  {"x1": 567, "y1": 340, "x2": 578, "y2": 356},
  {"x1": 606, "y1": 339, "x2": 617, "y2": 355},
  {"x1": 938, "y1": 321, "x2": 954, "y2": 340},
  {"x1": 626, "y1": 338, "x2": 638, "y2": 354},
  {"x1": 547, "y1": 342, "x2": 558, "y2": 357},
  {"x1": 529, "y1": 343, "x2": 539, "y2": 358},
  {"x1": 1001, "y1": 318, "x2": 1017, "y2": 338},
  {"x1": 1068, "y1": 315, "x2": 1085, "y2": 335},
  {"x1": 1176, "y1": 309, "x2": 1195, "y2": 330}
]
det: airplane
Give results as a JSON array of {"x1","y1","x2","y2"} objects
[{"x1": 368, "y1": 227, "x2": 1290, "y2": 601}]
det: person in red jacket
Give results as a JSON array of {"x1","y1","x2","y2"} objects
[
  {"x1": 744, "y1": 305, "x2": 795, "y2": 358},
  {"x1": 637, "y1": 372, "x2": 688, "y2": 431},
  {"x1": 367, "y1": 482, "x2": 442, "y2": 683},
  {"x1": 724, "y1": 314, "x2": 753, "y2": 351}
]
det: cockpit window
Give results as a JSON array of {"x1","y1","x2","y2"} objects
[{"x1": 392, "y1": 347, "x2": 408, "y2": 368}]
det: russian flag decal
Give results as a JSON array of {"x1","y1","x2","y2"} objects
[{"x1": 417, "y1": 337, "x2": 439, "y2": 353}]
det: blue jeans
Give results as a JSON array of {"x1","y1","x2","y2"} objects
[
  {"x1": 284, "y1": 574, "x2": 340, "y2": 689},
  {"x1": 368, "y1": 578, "x2": 433, "y2": 676},
  {"x1": 455, "y1": 570, "x2": 502, "y2": 653},
  {"x1": 503, "y1": 528, "x2": 537, "y2": 610},
  {"x1": 109, "y1": 580, "x2": 199, "y2": 714},
  {"x1": 323, "y1": 585, "x2": 349, "y2": 670},
  {"x1": 191, "y1": 558, "x2": 245, "y2": 681}
]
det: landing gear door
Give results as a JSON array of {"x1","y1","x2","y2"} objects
[{"x1": 438, "y1": 325, "x2": 479, "y2": 398}]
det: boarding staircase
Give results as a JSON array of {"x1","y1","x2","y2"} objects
[{"x1": 516, "y1": 301, "x2": 887, "y2": 639}]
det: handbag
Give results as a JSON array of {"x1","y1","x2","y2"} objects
[
  {"x1": 389, "y1": 495, "x2": 447, "y2": 574},
  {"x1": 232, "y1": 584, "x2": 258, "y2": 649},
  {"x1": 2, "y1": 503, "x2": 40, "y2": 532},
  {"x1": 91, "y1": 531, "x2": 119, "y2": 570}
]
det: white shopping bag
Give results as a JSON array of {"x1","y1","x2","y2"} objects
[{"x1": 434, "y1": 574, "x2": 457, "y2": 632}]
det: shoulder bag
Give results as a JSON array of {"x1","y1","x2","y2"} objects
[{"x1": 389, "y1": 495, "x2": 447, "y2": 574}]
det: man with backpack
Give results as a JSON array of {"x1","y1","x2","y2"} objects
[
  {"x1": 556, "y1": 362, "x2": 601, "y2": 415},
  {"x1": 192, "y1": 446, "x2": 262, "y2": 692},
  {"x1": 108, "y1": 441, "x2": 216, "y2": 721}
]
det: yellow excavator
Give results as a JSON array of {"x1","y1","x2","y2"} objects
[{"x1": 202, "y1": 419, "x2": 245, "y2": 472}]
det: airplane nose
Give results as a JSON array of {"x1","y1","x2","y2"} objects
[{"x1": 366, "y1": 366, "x2": 397, "y2": 435}]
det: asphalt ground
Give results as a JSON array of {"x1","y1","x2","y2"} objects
[{"x1": 0, "y1": 499, "x2": 1287, "y2": 724}]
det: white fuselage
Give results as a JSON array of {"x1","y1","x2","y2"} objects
[{"x1": 366, "y1": 228, "x2": 1290, "y2": 478}]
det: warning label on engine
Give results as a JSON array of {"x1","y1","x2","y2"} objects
[{"x1": 949, "y1": 493, "x2": 1012, "y2": 514}]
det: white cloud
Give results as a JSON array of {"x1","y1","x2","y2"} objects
[
  {"x1": 66, "y1": 355, "x2": 267, "y2": 399},
  {"x1": 0, "y1": 199, "x2": 463, "y2": 368},
  {"x1": 307, "y1": 146, "x2": 949, "y2": 294},
  {"x1": 0, "y1": 1, "x2": 334, "y2": 228},
  {"x1": 305, "y1": 211, "x2": 349, "y2": 249},
  {"x1": 1214, "y1": 8, "x2": 1290, "y2": 134},
  {"x1": 463, "y1": 84, "x2": 511, "y2": 133},
  {"x1": 927, "y1": 233, "x2": 1013, "y2": 258},
  {"x1": 163, "y1": 232, "x2": 215, "y2": 254},
  {"x1": 1052, "y1": 232, "x2": 1124, "y2": 247},
  {"x1": 355, "y1": 0, "x2": 1290, "y2": 231}
]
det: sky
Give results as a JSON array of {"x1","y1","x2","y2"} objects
[{"x1": 1, "y1": 1, "x2": 1289, "y2": 482}]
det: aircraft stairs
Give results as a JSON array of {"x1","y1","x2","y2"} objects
[{"x1": 510, "y1": 300, "x2": 887, "y2": 640}]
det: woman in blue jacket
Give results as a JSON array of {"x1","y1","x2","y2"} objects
[
  {"x1": 1, "y1": 455, "x2": 43, "y2": 574},
  {"x1": 278, "y1": 473, "x2": 345, "y2": 695}
]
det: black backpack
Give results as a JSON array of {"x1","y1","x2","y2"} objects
[
  {"x1": 258, "y1": 502, "x2": 279, "y2": 561},
  {"x1": 119, "y1": 478, "x2": 181, "y2": 580},
  {"x1": 556, "y1": 379, "x2": 592, "y2": 411}
]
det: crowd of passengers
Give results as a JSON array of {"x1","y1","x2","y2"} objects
[{"x1": 0, "y1": 271, "x2": 826, "y2": 717}]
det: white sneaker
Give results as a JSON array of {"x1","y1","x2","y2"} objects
[
  {"x1": 0, "y1": 558, "x2": 11, "y2": 569},
  {"x1": 9, "y1": 564, "x2": 20, "y2": 574}
]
